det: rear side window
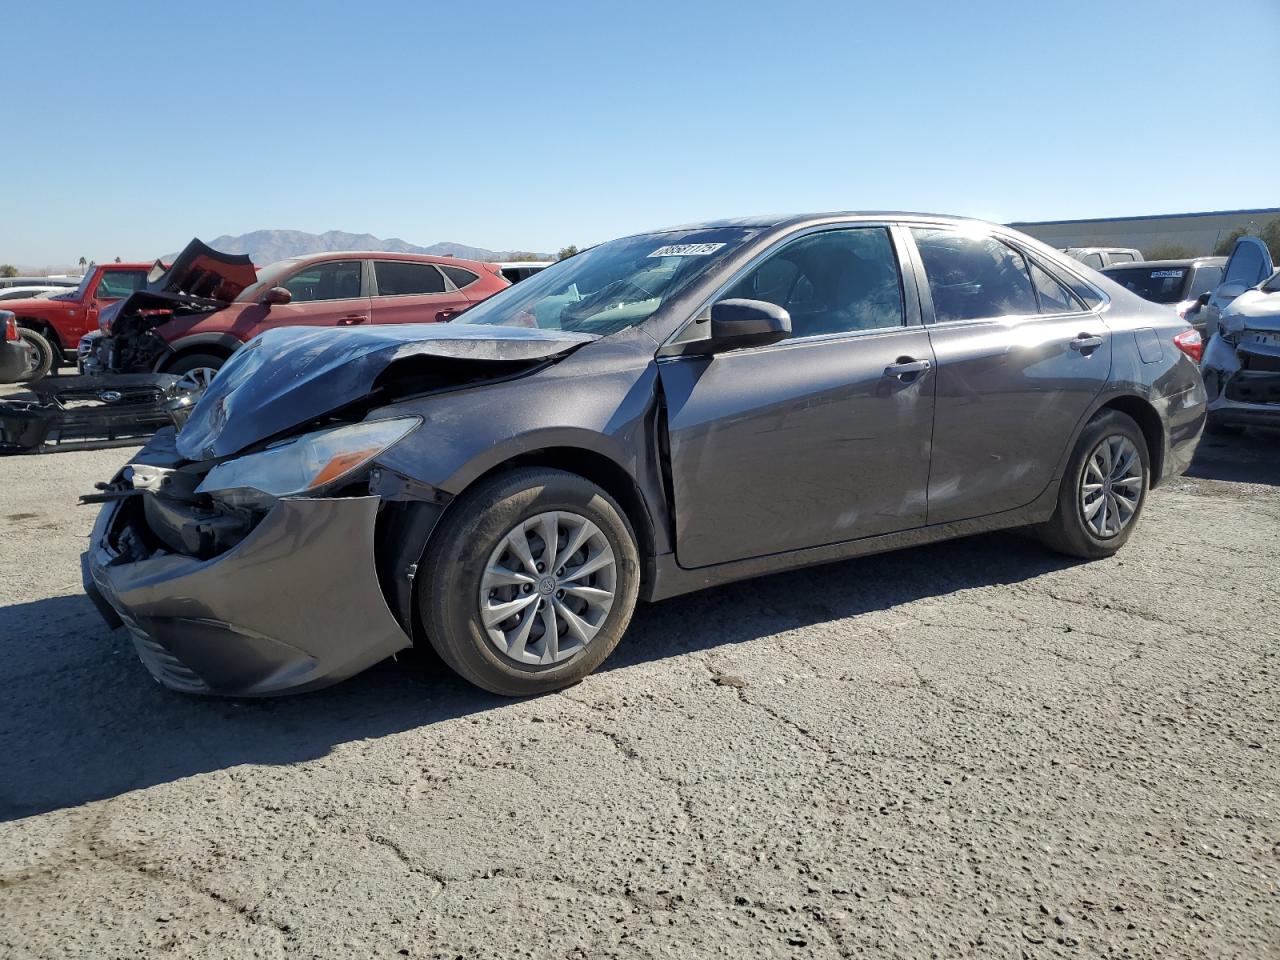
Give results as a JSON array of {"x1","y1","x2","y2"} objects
[
  {"x1": 374, "y1": 261, "x2": 446, "y2": 296},
  {"x1": 1028, "y1": 261, "x2": 1083, "y2": 313},
  {"x1": 440, "y1": 265, "x2": 480, "y2": 290},
  {"x1": 95, "y1": 271, "x2": 147, "y2": 298},
  {"x1": 283, "y1": 260, "x2": 364, "y2": 301},
  {"x1": 910, "y1": 229, "x2": 1038, "y2": 323},
  {"x1": 1108, "y1": 252, "x2": 1136, "y2": 264}
]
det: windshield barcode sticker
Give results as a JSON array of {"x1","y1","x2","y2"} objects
[
  {"x1": 648, "y1": 243, "x2": 726, "y2": 258},
  {"x1": 1150, "y1": 270, "x2": 1185, "y2": 278}
]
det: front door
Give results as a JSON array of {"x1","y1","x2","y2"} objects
[
  {"x1": 234, "y1": 259, "x2": 372, "y2": 338},
  {"x1": 1203, "y1": 236, "x2": 1274, "y2": 339},
  {"x1": 906, "y1": 226, "x2": 1113, "y2": 524},
  {"x1": 369, "y1": 260, "x2": 471, "y2": 325},
  {"x1": 84, "y1": 269, "x2": 147, "y2": 337},
  {"x1": 658, "y1": 225, "x2": 936, "y2": 569}
]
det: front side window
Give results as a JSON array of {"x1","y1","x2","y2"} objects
[
  {"x1": 374, "y1": 261, "x2": 446, "y2": 296},
  {"x1": 282, "y1": 260, "x2": 363, "y2": 302},
  {"x1": 1108, "y1": 252, "x2": 1136, "y2": 263},
  {"x1": 723, "y1": 227, "x2": 905, "y2": 338},
  {"x1": 1082, "y1": 253, "x2": 1104, "y2": 269},
  {"x1": 457, "y1": 227, "x2": 759, "y2": 335},
  {"x1": 95, "y1": 271, "x2": 147, "y2": 299},
  {"x1": 911, "y1": 228, "x2": 1038, "y2": 323}
]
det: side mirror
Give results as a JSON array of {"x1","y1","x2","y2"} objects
[
  {"x1": 260, "y1": 286, "x2": 292, "y2": 306},
  {"x1": 1197, "y1": 292, "x2": 1211, "y2": 307},
  {"x1": 703, "y1": 298, "x2": 791, "y2": 353}
]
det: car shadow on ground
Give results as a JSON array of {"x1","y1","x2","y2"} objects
[
  {"x1": 1186, "y1": 428, "x2": 1280, "y2": 486},
  {"x1": 0, "y1": 531, "x2": 1077, "y2": 822}
]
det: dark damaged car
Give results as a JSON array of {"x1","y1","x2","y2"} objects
[{"x1": 84, "y1": 213, "x2": 1207, "y2": 697}]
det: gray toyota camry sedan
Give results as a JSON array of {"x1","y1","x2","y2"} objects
[{"x1": 84, "y1": 213, "x2": 1207, "y2": 697}]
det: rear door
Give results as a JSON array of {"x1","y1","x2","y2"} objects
[
  {"x1": 658, "y1": 224, "x2": 936, "y2": 568},
  {"x1": 370, "y1": 260, "x2": 470, "y2": 324},
  {"x1": 906, "y1": 226, "x2": 1112, "y2": 525},
  {"x1": 1204, "y1": 236, "x2": 1274, "y2": 338}
]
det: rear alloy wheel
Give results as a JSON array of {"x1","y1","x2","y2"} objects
[
  {"x1": 419, "y1": 468, "x2": 640, "y2": 696},
  {"x1": 1037, "y1": 409, "x2": 1150, "y2": 559},
  {"x1": 17, "y1": 328, "x2": 55, "y2": 382}
]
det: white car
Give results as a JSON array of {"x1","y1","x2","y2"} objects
[
  {"x1": 1201, "y1": 263, "x2": 1280, "y2": 434},
  {"x1": 494, "y1": 261, "x2": 553, "y2": 284},
  {"x1": 0, "y1": 285, "x2": 74, "y2": 301},
  {"x1": 0, "y1": 276, "x2": 78, "y2": 289}
]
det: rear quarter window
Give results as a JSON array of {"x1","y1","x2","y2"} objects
[{"x1": 440, "y1": 265, "x2": 480, "y2": 290}]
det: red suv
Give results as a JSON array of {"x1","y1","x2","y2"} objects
[{"x1": 87, "y1": 242, "x2": 510, "y2": 379}]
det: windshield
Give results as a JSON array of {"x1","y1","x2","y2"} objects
[
  {"x1": 1103, "y1": 265, "x2": 1190, "y2": 304},
  {"x1": 55, "y1": 267, "x2": 97, "y2": 301},
  {"x1": 456, "y1": 227, "x2": 760, "y2": 334}
]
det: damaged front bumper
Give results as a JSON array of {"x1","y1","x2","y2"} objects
[
  {"x1": 0, "y1": 374, "x2": 199, "y2": 454},
  {"x1": 1202, "y1": 332, "x2": 1280, "y2": 427},
  {"x1": 83, "y1": 469, "x2": 413, "y2": 697}
]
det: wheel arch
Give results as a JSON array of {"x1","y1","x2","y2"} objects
[
  {"x1": 459, "y1": 446, "x2": 658, "y2": 565},
  {"x1": 14, "y1": 316, "x2": 63, "y2": 352},
  {"x1": 1096, "y1": 394, "x2": 1166, "y2": 487},
  {"x1": 155, "y1": 337, "x2": 238, "y2": 372}
]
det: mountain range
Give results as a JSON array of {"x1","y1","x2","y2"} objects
[{"x1": 166, "y1": 230, "x2": 551, "y2": 265}]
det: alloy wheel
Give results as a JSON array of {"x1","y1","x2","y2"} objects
[
  {"x1": 175, "y1": 367, "x2": 218, "y2": 391},
  {"x1": 1080, "y1": 434, "x2": 1143, "y2": 538},
  {"x1": 479, "y1": 510, "x2": 617, "y2": 666}
]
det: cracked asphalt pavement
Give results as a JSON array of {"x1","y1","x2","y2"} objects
[{"x1": 1, "y1": 431, "x2": 1277, "y2": 959}]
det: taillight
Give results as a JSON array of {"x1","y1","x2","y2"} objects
[
  {"x1": 1172, "y1": 328, "x2": 1203, "y2": 364},
  {"x1": 2, "y1": 315, "x2": 16, "y2": 342}
]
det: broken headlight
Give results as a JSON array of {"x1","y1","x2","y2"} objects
[{"x1": 195, "y1": 416, "x2": 421, "y2": 510}]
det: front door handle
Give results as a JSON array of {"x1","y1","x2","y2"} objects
[
  {"x1": 1070, "y1": 333, "x2": 1104, "y2": 353},
  {"x1": 884, "y1": 357, "x2": 931, "y2": 380},
  {"x1": 337, "y1": 314, "x2": 368, "y2": 326}
]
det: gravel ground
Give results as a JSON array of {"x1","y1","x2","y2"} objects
[{"x1": 0, "y1": 430, "x2": 1277, "y2": 959}]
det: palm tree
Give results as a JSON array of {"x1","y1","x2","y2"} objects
[{"x1": 78, "y1": 256, "x2": 87, "y2": 275}]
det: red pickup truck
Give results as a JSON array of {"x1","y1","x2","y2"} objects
[{"x1": 4, "y1": 262, "x2": 152, "y2": 379}]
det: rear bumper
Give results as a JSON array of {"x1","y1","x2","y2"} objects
[{"x1": 84, "y1": 491, "x2": 412, "y2": 696}]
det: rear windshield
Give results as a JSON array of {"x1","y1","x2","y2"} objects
[
  {"x1": 1103, "y1": 265, "x2": 1189, "y2": 303},
  {"x1": 455, "y1": 227, "x2": 760, "y2": 335}
]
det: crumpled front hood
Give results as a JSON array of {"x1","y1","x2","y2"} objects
[
  {"x1": 176, "y1": 323, "x2": 597, "y2": 461},
  {"x1": 1220, "y1": 289, "x2": 1280, "y2": 336}
]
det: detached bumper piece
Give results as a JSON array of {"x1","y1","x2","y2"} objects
[
  {"x1": 84, "y1": 493, "x2": 412, "y2": 696},
  {"x1": 0, "y1": 374, "x2": 197, "y2": 454}
]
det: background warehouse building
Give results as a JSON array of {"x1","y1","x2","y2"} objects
[{"x1": 1010, "y1": 207, "x2": 1279, "y2": 258}]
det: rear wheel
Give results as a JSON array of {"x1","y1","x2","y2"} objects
[
  {"x1": 418, "y1": 468, "x2": 641, "y2": 696},
  {"x1": 17, "y1": 328, "x2": 54, "y2": 382},
  {"x1": 1037, "y1": 409, "x2": 1150, "y2": 559}
]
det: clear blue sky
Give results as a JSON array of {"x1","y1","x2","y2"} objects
[{"x1": 6, "y1": 0, "x2": 1278, "y2": 265}]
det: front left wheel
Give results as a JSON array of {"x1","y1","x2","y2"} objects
[{"x1": 418, "y1": 468, "x2": 641, "y2": 696}]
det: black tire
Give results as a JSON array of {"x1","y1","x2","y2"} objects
[
  {"x1": 166, "y1": 352, "x2": 225, "y2": 377},
  {"x1": 1036, "y1": 409, "x2": 1150, "y2": 560},
  {"x1": 17, "y1": 328, "x2": 54, "y2": 382},
  {"x1": 418, "y1": 468, "x2": 641, "y2": 696}
]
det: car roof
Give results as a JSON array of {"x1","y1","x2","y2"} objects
[
  {"x1": 285, "y1": 250, "x2": 492, "y2": 268},
  {"x1": 650, "y1": 211, "x2": 988, "y2": 234},
  {"x1": 1101, "y1": 257, "x2": 1227, "y2": 271}
]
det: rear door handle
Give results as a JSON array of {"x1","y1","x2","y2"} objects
[
  {"x1": 337, "y1": 314, "x2": 368, "y2": 326},
  {"x1": 884, "y1": 357, "x2": 931, "y2": 379},
  {"x1": 1070, "y1": 333, "x2": 1104, "y2": 352}
]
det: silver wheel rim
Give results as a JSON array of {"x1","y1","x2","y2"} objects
[
  {"x1": 176, "y1": 367, "x2": 217, "y2": 391},
  {"x1": 1080, "y1": 435, "x2": 1143, "y2": 538},
  {"x1": 479, "y1": 510, "x2": 616, "y2": 666}
]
